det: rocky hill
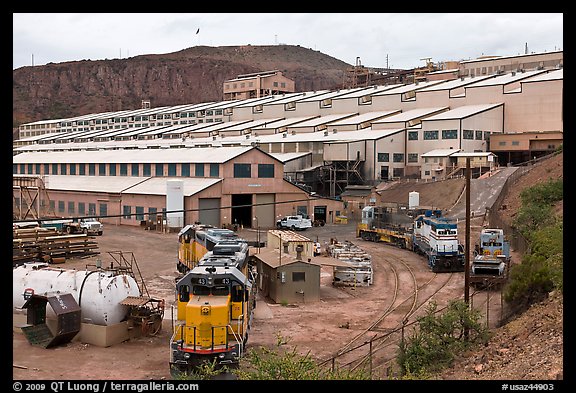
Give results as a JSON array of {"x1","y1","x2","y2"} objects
[{"x1": 12, "y1": 45, "x2": 352, "y2": 127}]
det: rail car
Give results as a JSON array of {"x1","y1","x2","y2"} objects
[
  {"x1": 177, "y1": 224, "x2": 242, "y2": 273},
  {"x1": 470, "y1": 228, "x2": 511, "y2": 288},
  {"x1": 412, "y1": 210, "x2": 465, "y2": 272},
  {"x1": 356, "y1": 206, "x2": 414, "y2": 249},
  {"x1": 170, "y1": 237, "x2": 256, "y2": 375}
]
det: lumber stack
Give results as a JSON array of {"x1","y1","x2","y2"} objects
[{"x1": 13, "y1": 227, "x2": 100, "y2": 266}]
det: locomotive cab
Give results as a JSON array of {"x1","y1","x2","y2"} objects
[{"x1": 170, "y1": 265, "x2": 255, "y2": 373}]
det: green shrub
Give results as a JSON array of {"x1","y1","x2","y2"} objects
[{"x1": 397, "y1": 300, "x2": 490, "y2": 378}]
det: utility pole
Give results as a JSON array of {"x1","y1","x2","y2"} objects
[{"x1": 464, "y1": 157, "x2": 471, "y2": 340}]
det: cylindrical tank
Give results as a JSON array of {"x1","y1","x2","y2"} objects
[
  {"x1": 13, "y1": 263, "x2": 141, "y2": 326},
  {"x1": 409, "y1": 191, "x2": 420, "y2": 209},
  {"x1": 166, "y1": 179, "x2": 184, "y2": 229}
]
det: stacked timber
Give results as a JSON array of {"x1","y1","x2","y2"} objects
[
  {"x1": 328, "y1": 240, "x2": 373, "y2": 286},
  {"x1": 13, "y1": 227, "x2": 99, "y2": 266}
]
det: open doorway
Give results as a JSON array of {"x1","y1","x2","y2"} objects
[{"x1": 231, "y1": 194, "x2": 252, "y2": 228}]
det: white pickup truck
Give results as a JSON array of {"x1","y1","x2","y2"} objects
[{"x1": 276, "y1": 215, "x2": 313, "y2": 231}]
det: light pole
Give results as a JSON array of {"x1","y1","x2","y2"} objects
[{"x1": 253, "y1": 216, "x2": 260, "y2": 253}]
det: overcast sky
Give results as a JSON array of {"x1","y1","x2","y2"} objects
[{"x1": 13, "y1": 13, "x2": 563, "y2": 70}]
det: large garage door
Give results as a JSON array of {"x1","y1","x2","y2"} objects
[
  {"x1": 199, "y1": 198, "x2": 220, "y2": 227},
  {"x1": 255, "y1": 194, "x2": 275, "y2": 229}
]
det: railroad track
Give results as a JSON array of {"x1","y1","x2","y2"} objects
[{"x1": 319, "y1": 243, "x2": 458, "y2": 374}]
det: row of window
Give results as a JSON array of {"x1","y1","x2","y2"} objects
[
  {"x1": 13, "y1": 162, "x2": 275, "y2": 179},
  {"x1": 14, "y1": 163, "x2": 219, "y2": 177},
  {"x1": 408, "y1": 130, "x2": 491, "y2": 141},
  {"x1": 15, "y1": 197, "x2": 170, "y2": 222}
]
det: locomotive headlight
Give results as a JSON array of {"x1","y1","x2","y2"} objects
[
  {"x1": 184, "y1": 353, "x2": 191, "y2": 359},
  {"x1": 218, "y1": 353, "x2": 225, "y2": 359}
]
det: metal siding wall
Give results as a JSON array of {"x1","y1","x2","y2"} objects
[
  {"x1": 198, "y1": 198, "x2": 220, "y2": 227},
  {"x1": 255, "y1": 194, "x2": 275, "y2": 228}
]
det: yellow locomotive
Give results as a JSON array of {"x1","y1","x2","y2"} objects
[
  {"x1": 170, "y1": 239, "x2": 257, "y2": 374},
  {"x1": 177, "y1": 224, "x2": 241, "y2": 273}
]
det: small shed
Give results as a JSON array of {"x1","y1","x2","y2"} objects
[
  {"x1": 251, "y1": 246, "x2": 353, "y2": 304},
  {"x1": 266, "y1": 230, "x2": 314, "y2": 259}
]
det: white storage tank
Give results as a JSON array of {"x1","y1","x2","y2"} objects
[
  {"x1": 13, "y1": 263, "x2": 141, "y2": 326},
  {"x1": 409, "y1": 191, "x2": 420, "y2": 209},
  {"x1": 166, "y1": 179, "x2": 184, "y2": 229}
]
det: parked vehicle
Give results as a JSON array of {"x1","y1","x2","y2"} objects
[
  {"x1": 276, "y1": 215, "x2": 313, "y2": 230},
  {"x1": 40, "y1": 217, "x2": 103, "y2": 235}
]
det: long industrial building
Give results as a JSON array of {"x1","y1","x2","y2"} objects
[{"x1": 13, "y1": 50, "x2": 563, "y2": 228}]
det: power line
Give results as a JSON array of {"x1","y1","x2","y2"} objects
[{"x1": 16, "y1": 196, "x2": 325, "y2": 224}]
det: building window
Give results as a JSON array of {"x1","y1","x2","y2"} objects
[
  {"x1": 511, "y1": 141, "x2": 520, "y2": 146},
  {"x1": 89, "y1": 203, "x2": 96, "y2": 216},
  {"x1": 120, "y1": 163, "x2": 128, "y2": 176},
  {"x1": 58, "y1": 201, "x2": 65, "y2": 213},
  {"x1": 77, "y1": 163, "x2": 85, "y2": 175},
  {"x1": 168, "y1": 163, "x2": 177, "y2": 176},
  {"x1": 258, "y1": 163, "x2": 274, "y2": 178},
  {"x1": 424, "y1": 170, "x2": 430, "y2": 176},
  {"x1": 109, "y1": 164, "x2": 117, "y2": 176},
  {"x1": 35, "y1": 164, "x2": 41, "y2": 174},
  {"x1": 99, "y1": 163, "x2": 106, "y2": 176},
  {"x1": 475, "y1": 130, "x2": 483, "y2": 140},
  {"x1": 442, "y1": 129, "x2": 458, "y2": 139},
  {"x1": 408, "y1": 153, "x2": 419, "y2": 163},
  {"x1": 52, "y1": 163, "x2": 58, "y2": 175},
  {"x1": 131, "y1": 164, "x2": 139, "y2": 176},
  {"x1": 408, "y1": 131, "x2": 419, "y2": 140},
  {"x1": 60, "y1": 164, "x2": 67, "y2": 175},
  {"x1": 89, "y1": 163, "x2": 96, "y2": 176},
  {"x1": 155, "y1": 163, "x2": 164, "y2": 176},
  {"x1": 123, "y1": 205, "x2": 132, "y2": 220},
  {"x1": 393, "y1": 153, "x2": 404, "y2": 163},
  {"x1": 424, "y1": 130, "x2": 439, "y2": 140},
  {"x1": 44, "y1": 164, "x2": 50, "y2": 174},
  {"x1": 377, "y1": 153, "x2": 389, "y2": 162},
  {"x1": 234, "y1": 163, "x2": 251, "y2": 178},
  {"x1": 68, "y1": 201, "x2": 75, "y2": 214},
  {"x1": 292, "y1": 272, "x2": 305, "y2": 282},
  {"x1": 78, "y1": 202, "x2": 85, "y2": 215},
  {"x1": 99, "y1": 203, "x2": 107, "y2": 217},
  {"x1": 499, "y1": 141, "x2": 506, "y2": 146},
  {"x1": 463, "y1": 130, "x2": 474, "y2": 140},
  {"x1": 28, "y1": 164, "x2": 33, "y2": 174},
  {"x1": 70, "y1": 164, "x2": 77, "y2": 175},
  {"x1": 143, "y1": 163, "x2": 151, "y2": 176},
  {"x1": 136, "y1": 206, "x2": 144, "y2": 221},
  {"x1": 484, "y1": 131, "x2": 491, "y2": 140},
  {"x1": 19, "y1": 164, "x2": 25, "y2": 174},
  {"x1": 181, "y1": 163, "x2": 190, "y2": 177},
  {"x1": 210, "y1": 163, "x2": 219, "y2": 177},
  {"x1": 50, "y1": 200, "x2": 55, "y2": 212},
  {"x1": 195, "y1": 163, "x2": 205, "y2": 177},
  {"x1": 148, "y1": 207, "x2": 157, "y2": 220}
]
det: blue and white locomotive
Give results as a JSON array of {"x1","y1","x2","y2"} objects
[{"x1": 412, "y1": 210, "x2": 465, "y2": 272}]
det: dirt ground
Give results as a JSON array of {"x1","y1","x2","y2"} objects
[
  {"x1": 13, "y1": 219, "x2": 493, "y2": 380},
  {"x1": 13, "y1": 152, "x2": 563, "y2": 381}
]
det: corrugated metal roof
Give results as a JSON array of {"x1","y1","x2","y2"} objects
[
  {"x1": 372, "y1": 107, "x2": 449, "y2": 123},
  {"x1": 287, "y1": 113, "x2": 358, "y2": 128},
  {"x1": 325, "y1": 110, "x2": 400, "y2": 126},
  {"x1": 521, "y1": 68, "x2": 563, "y2": 83},
  {"x1": 41, "y1": 175, "x2": 221, "y2": 195},
  {"x1": 417, "y1": 75, "x2": 495, "y2": 92},
  {"x1": 422, "y1": 103, "x2": 503, "y2": 121},
  {"x1": 12, "y1": 146, "x2": 254, "y2": 164},
  {"x1": 124, "y1": 177, "x2": 221, "y2": 196},
  {"x1": 465, "y1": 70, "x2": 547, "y2": 88},
  {"x1": 373, "y1": 80, "x2": 447, "y2": 95},
  {"x1": 421, "y1": 148, "x2": 462, "y2": 157}
]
